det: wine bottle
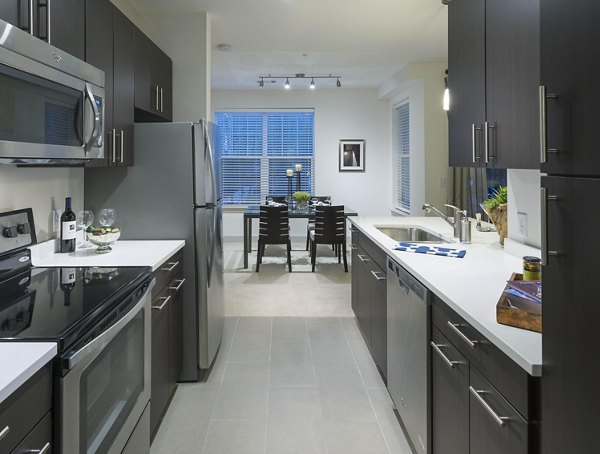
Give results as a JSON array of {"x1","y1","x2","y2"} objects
[{"x1": 60, "y1": 197, "x2": 77, "y2": 253}]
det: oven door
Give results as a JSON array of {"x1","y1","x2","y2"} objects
[
  {"x1": 59, "y1": 279, "x2": 153, "y2": 454},
  {"x1": 0, "y1": 45, "x2": 104, "y2": 162}
]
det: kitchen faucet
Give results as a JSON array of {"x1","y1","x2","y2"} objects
[{"x1": 422, "y1": 203, "x2": 471, "y2": 243}]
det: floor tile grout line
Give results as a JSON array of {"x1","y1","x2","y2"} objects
[
  {"x1": 341, "y1": 316, "x2": 393, "y2": 454},
  {"x1": 306, "y1": 317, "x2": 330, "y2": 454}
]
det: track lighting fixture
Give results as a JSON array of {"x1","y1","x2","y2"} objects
[{"x1": 257, "y1": 73, "x2": 342, "y2": 89}]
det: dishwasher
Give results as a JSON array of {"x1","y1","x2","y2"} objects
[{"x1": 387, "y1": 256, "x2": 429, "y2": 454}]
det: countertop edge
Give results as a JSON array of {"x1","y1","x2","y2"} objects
[{"x1": 350, "y1": 217, "x2": 542, "y2": 377}]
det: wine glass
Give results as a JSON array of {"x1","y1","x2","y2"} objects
[
  {"x1": 77, "y1": 210, "x2": 94, "y2": 248},
  {"x1": 98, "y1": 208, "x2": 116, "y2": 227}
]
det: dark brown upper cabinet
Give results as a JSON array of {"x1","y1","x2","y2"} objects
[
  {"x1": 135, "y1": 29, "x2": 172, "y2": 122},
  {"x1": 85, "y1": 0, "x2": 135, "y2": 167},
  {"x1": 448, "y1": 0, "x2": 540, "y2": 170},
  {"x1": 0, "y1": 0, "x2": 84, "y2": 60},
  {"x1": 540, "y1": 0, "x2": 600, "y2": 177}
]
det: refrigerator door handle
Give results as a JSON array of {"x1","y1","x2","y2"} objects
[{"x1": 204, "y1": 121, "x2": 218, "y2": 206}]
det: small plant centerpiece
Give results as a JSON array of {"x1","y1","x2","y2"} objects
[
  {"x1": 481, "y1": 186, "x2": 508, "y2": 245},
  {"x1": 293, "y1": 191, "x2": 311, "y2": 212}
]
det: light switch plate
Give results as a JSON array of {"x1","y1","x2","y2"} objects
[{"x1": 517, "y1": 212, "x2": 528, "y2": 237}]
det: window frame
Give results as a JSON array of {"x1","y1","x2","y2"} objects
[{"x1": 392, "y1": 99, "x2": 411, "y2": 214}]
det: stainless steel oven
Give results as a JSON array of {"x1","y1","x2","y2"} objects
[
  {"x1": 0, "y1": 18, "x2": 105, "y2": 165},
  {"x1": 59, "y1": 278, "x2": 154, "y2": 454}
]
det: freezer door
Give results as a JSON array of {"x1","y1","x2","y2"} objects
[
  {"x1": 194, "y1": 121, "x2": 219, "y2": 207},
  {"x1": 194, "y1": 204, "x2": 224, "y2": 369}
]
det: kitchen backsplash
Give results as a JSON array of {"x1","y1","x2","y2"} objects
[{"x1": 507, "y1": 168, "x2": 541, "y2": 248}]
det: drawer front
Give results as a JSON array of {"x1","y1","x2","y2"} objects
[
  {"x1": 432, "y1": 296, "x2": 533, "y2": 420},
  {"x1": 358, "y1": 232, "x2": 387, "y2": 271},
  {"x1": 350, "y1": 225, "x2": 360, "y2": 247},
  {"x1": 469, "y1": 368, "x2": 529, "y2": 454},
  {"x1": 10, "y1": 411, "x2": 52, "y2": 454},
  {"x1": 151, "y1": 249, "x2": 183, "y2": 297},
  {"x1": 0, "y1": 363, "x2": 52, "y2": 454}
]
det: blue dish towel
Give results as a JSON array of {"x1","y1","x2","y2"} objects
[{"x1": 394, "y1": 242, "x2": 467, "y2": 258}]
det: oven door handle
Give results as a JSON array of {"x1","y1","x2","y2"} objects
[{"x1": 64, "y1": 280, "x2": 154, "y2": 371}]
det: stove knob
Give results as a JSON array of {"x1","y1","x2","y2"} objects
[
  {"x1": 17, "y1": 223, "x2": 31, "y2": 234},
  {"x1": 3, "y1": 226, "x2": 18, "y2": 238}
]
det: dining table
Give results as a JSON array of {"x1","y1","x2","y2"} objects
[{"x1": 242, "y1": 205, "x2": 358, "y2": 269}]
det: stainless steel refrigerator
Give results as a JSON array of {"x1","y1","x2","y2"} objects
[{"x1": 84, "y1": 121, "x2": 224, "y2": 381}]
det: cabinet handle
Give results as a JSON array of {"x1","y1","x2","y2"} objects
[
  {"x1": 469, "y1": 386, "x2": 509, "y2": 427},
  {"x1": 46, "y1": 0, "x2": 51, "y2": 43},
  {"x1": 160, "y1": 88, "x2": 164, "y2": 112},
  {"x1": 155, "y1": 85, "x2": 160, "y2": 111},
  {"x1": 111, "y1": 128, "x2": 116, "y2": 163},
  {"x1": 168, "y1": 278, "x2": 186, "y2": 292},
  {"x1": 38, "y1": 442, "x2": 51, "y2": 454},
  {"x1": 370, "y1": 270, "x2": 386, "y2": 281},
  {"x1": 539, "y1": 85, "x2": 559, "y2": 163},
  {"x1": 446, "y1": 321, "x2": 478, "y2": 348},
  {"x1": 161, "y1": 261, "x2": 179, "y2": 272},
  {"x1": 430, "y1": 342, "x2": 462, "y2": 369},
  {"x1": 28, "y1": 0, "x2": 34, "y2": 35},
  {"x1": 120, "y1": 130, "x2": 124, "y2": 163},
  {"x1": 540, "y1": 187, "x2": 559, "y2": 265},
  {"x1": 471, "y1": 124, "x2": 478, "y2": 163},
  {"x1": 152, "y1": 295, "x2": 171, "y2": 310},
  {"x1": 357, "y1": 254, "x2": 370, "y2": 262},
  {"x1": 484, "y1": 121, "x2": 490, "y2": 163},
  {"x1": 0, "y1": 425, "x2": 9, "y2": 441}
]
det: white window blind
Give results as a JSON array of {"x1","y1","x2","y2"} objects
[
  {"x1": 215, "y1": 111, "x2": 315, "y2": 205},
  {"x1": 393, "y1": 102, "x2": 410, "y2": 213}
]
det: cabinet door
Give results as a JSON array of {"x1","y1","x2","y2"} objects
[
  {"x1": 431, "y1": 327, "x2": 469, "y2": 454},
  {"x1": 168, "y1": 279, "x2": 184, "y2": 392},
  {"x1": 469, "y1": 369, "x2": 528, "y2": 454},
  {"x1": 85, "y1": 0, "x2": 113, "y2": 167},
  {"x1": 113, "y1": 9, "x2": 135, "y2": 167},
  {"x1": 447, "y1": 0, "x2": 486, "y2": 167},
  {"x1": 485, "y1": 0, "x2": 539, "y2": 169},
  {"x1": 369, "y1": 260, "x2": 387, "y2": 379},
  {"x1": 153, "y1": 46, "x2": 172, "y2": 121},
  {"x1": 150, "y1": 292, "x2": 170, "y2": 438},
  {"x1": 541, "y1": 176, "x2": 600, "y2": 453},
  {"x1": 356, "y1": 250, "x2": 372, "y2": 347},
  {"x1": 134, "y1": 29, "x2": 155, "y2": 114},
  {"x1": 10, "y1": 411, "x2": 52, "y2": 454},
  {"x1": 540, "y1": 0, "x2": 600, "y2": 176},
  {"x1": 0, "y1": 2, "x2": 22, "y2": 30},
  {"x1": 351, "y1": 245, "x2": 359, "y2": 319},
  {"x1": 46, "y1": 0, "x2": 84, "y2": 60}
]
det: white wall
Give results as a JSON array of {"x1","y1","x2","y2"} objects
[
  {"x1": 0, "y1": 167, "x2": 84, "y2": 241},
  {"x1": 212, "y1": 88, "x2": 391, "y2": 238},
  {"x1": 507, "y1": 169, "x2": 541, "y2": 248}
]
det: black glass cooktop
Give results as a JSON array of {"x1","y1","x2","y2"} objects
[{"x1": 0, "y1": 262, "x2": 150, "y2": 351}]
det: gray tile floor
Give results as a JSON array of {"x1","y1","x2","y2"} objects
[{"x1": 150, "y1": 242, "x2": 412, "y2": 454}]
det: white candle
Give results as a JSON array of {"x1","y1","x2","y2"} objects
[
  {"x1": 287, "y1": 169, "x2": 293, "y2": 177},
  {"x1": 295, "y1": 164, "x2": 302, "y2": 172}
]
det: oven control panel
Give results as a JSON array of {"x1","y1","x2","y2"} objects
[{"x1": 0, "y1": 208, "x2": 36, "y2": 256}]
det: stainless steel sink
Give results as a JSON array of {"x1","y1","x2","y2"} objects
[{"x1": 375, "y1": 226, "x2": 448, "y2": 243}]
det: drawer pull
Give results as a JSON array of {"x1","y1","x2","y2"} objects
[
  {"x1": 447, "y1": 321, "x2": 478, "y2": 348},
  {"x1": 430, "y1": 342, "x2": 463, "y2": 369},
  {"x1": 357, "y1": 254, "x2": 370, "y2": 262},
  {"x1": 370, "y1": 270, "x2": 386, "y2": 281},
  {"x1": 152, "y1": 295, "x2": 171, "y2": 311},
  {"x1": 0, "y1": 425, "x2": 9, "y2": 441},
  {"x1": 161, "y1": 261, "x2": 180, "y2": 272},
  {"x1": 38, "y1": 442, "x2": 51, "y2": 454},
  {"x1": 168, "y1": 278, "x2": 186, "y2": 292},
  {"x1": 469, "y1": 386, "x2": 509, "y2": 427}
]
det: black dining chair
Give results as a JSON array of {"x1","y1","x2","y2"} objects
[
  {"x1": 309, "y1": 205, "x2": 347, "y2": 272},
  {"x1": 265, "y1": 195, "x2": 287, "y2": 204},
  {"x1": 305, "y1": 196, "x2": 331, "y2": 250},
  {"x1": 256, "y1": 205, "x2": 292, "y2": 272}
]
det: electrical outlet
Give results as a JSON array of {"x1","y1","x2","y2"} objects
[{"x1": 517, "y1": 212, "x2": 528, "y2": 237}]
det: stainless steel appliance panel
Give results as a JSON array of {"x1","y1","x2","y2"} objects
[{"x1": 387, "y1": 257, "x2": 429, "y2": 453}]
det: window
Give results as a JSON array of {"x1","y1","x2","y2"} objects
[
  {"x1": 215, "y1": 111, "x2": 315, "y2": 205},
  {"x1": 393, "y1": 101, "x2": 410, "y2": 213}
]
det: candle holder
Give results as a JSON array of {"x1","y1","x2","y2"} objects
[
  {"x1": 287, "y1": 175, "x2": 293, "y2": 203},
  {"x1": 295, "y1": 170, "x2": 301, "y2": 193}
]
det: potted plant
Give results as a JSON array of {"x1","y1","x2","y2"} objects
[
  {"x1": 293, "y1": 191, "x2": 311, "y2": 212},
  {"x1": 481, "y1": 186, "x2": 508, "y2": 245}
]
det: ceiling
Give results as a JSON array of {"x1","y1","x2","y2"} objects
[{"x1": 127, "y1": 0, "x2": 448, "y2": 89}]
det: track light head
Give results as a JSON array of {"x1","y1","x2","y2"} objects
[
  {"x1": 310, "y1": 78, "x2": 315, "y2": 89},
  {"x1": 336, "y1": 78, "x2": 341, "y2": 88},
  {"x1": 258, "y1": 78, "x2": 264, "y2": 87},
  {"x1": 284, "y1": 78, "x2": 290, "y2": 89}
]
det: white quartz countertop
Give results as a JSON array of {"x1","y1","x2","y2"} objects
[
  {"x1": 350, "y1": 216, "x2": 542, "y2": 376},
  {"x1": 30, "y1": 240, "x2": 185, "y2": 271},
  {"x1": 0, "y1": 343, "x2": 56, "y2": 405}
]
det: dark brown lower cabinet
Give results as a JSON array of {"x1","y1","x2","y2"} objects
[
  {"x1": 11, "y1": 411, "x2": 52, "y2": 454},
  {"x1": 151, "y1": 287, "x2": 170, "y2": 436},
  {"x1": 368, "y1": 258, "x2": 387, "y2": 380}
]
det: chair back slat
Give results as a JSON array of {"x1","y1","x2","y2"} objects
[
  {"x1": 259, "y1": 205, "x2": 290, "y2": 243},
  {"x1": 314, "y1": 205, "x2": 345, "y2": 243}
]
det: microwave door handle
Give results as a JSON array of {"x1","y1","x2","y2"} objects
[{"x1": 83, "y1": 83, "x2": 100, "y2": 152}]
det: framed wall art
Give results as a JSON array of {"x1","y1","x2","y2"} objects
[{"x1": 339, "y1": 139, "x2": 365, "y2": 172}]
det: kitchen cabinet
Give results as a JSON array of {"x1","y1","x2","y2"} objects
[
  {"x1": 150, "y1": 249, "x2": 184, "y2": 440},
  {"x1": 540, "y1": 0, "x2": 600, "y2": 176},
  {"x1": 350, "y1": 229, "x2": 387, "y2": 380},
  {"x1": 0, "y1": 363, "x2": 52, "y2": 454},
  {"x1": 541, "y1": 176, "x2": 600, "y2": 453},
  {"x1": 431, "y1": 295, "x2": 540, "y2": 453},
  {"x1": 85, "y1": 0, "x2": 134, "y2": 167},
  {"x1": 0, "y1": 0, "x2": 84, "y2": 59},
  {"x1": 447, "y1": 0, "x2": 539, "y2": 169},
  {"x1": 135, "y1": 29, "x2": 172, "y2": 122}
]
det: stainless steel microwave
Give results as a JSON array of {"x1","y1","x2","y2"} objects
[{"x1": 0, "y1": 18, "x2": 105, "y2": 165}]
